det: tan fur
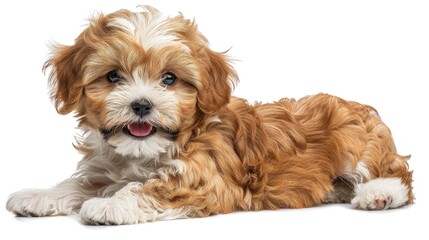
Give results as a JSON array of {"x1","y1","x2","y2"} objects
[
  {"x1": 9, "y1": 6, "x2": 413, "y2": 223},
  {"x1": 137, "y1": 94, "x2": 413, "y2": 216}
]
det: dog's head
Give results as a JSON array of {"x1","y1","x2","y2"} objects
[{"x1": 44, "y1": 6, "x2": 237, "y2": 158}]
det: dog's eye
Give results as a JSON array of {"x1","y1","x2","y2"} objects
[
  {"x1": 107, "y1": 70, "x2": 122, "y2": 83},
  {"x1": 161, "y1": 72, "x2": 176, "y2": 86}
]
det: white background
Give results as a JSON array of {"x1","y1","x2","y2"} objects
[{"x1": 0, "y1": 0, "x2": 428, "y2": 239}]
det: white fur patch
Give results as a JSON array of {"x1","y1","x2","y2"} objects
[
  {"x1": 80, "y1": 182, "x2": 188, "y2": 225},
  {"x1": 74, "y1": 131, "x2": 185, "y2": 199},
  {"x1": 6, "y1": 179, "x2": 91, "y2": 216},
  {"x1": 355, "y1": 161, "x2": 370, "y2": 181},
  {"x1": 342, "y1": 161, "x2": 371, "y2": 185},
  {"x1": 352, "y1": 178, "x2": 409, "y2": 210},
  {"x1": 109, "y1": 134, "x2": 172, "y2": 159},
  {"x1": 107, "y1": 11, "x2": 181, "y2": 51}
]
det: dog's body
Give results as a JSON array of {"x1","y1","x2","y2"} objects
[{"x1": 6, "y1": 7, "x2": 413, "y2": 225}]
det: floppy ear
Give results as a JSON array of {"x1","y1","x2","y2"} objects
[
  {"x1": 196, "y1": 48, "x2": 238, "y2": 115},
  {"x1": 43, "y1": 43, "x2": 86, "y2": 115}
]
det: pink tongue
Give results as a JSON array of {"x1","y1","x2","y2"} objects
[{"x1": 128, "y1": 122, "x2": 153, "y2": 137}]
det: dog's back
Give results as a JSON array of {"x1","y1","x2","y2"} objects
[{"x1": 221, "y1": 93, "x2": 413, "y2": 210}]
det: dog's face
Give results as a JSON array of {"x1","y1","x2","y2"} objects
[{"x1": 45, "y1": 7, "x2": 237, "y2": 158}]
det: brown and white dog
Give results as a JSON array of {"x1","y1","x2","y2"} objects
[{"x1": 6, "y1": 6, "x2": 413, "y2": 225}]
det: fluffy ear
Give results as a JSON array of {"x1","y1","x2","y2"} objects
[
  {"x1": 43, "y1": 43, "x2": 86, "y2": 115},
  {"x1": 196, "y1": 48, "x2": 238, "y2": 115}
]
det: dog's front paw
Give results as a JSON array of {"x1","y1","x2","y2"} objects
[
  {"x1": 80, "y1": 197, "x2": 142, "y2": 225},
  {"x1": 6, "y1": 189, "x2": 72, "y2": 216},
  {"x1": 351, "y1": 178, "x2": 409, "y2": 210}
]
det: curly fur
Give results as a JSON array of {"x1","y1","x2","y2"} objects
[{"x1": 6, "y1": 6, "x2": 413, "y2": 225}]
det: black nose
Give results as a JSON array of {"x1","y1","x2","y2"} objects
[{"x1": 131, "y1": 99, "x2": 152, "y2": 117}]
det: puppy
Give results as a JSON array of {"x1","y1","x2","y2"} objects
[{"x1": 6, "y1": 6, "x2": 413, "y2": 225}]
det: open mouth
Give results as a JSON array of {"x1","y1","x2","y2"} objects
[
  {"x1": 100, "y1": 122, "x2": 179, "y2": 141},
  {"x1": 122, "y1": 122, "x2": 157, "y2": 139}
]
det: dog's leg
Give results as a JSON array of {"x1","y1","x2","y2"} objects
[
  {"x1": 349, "y1": 157, "x2": 413, "y2": 210},
  {"x1": 323, "y1": 103, "x2": 414, "y2": 210},
  {"x1": 79, "y1": 150, "x2": 245, "y2": 225},
  {"x1": 349, "y1": 116, "x2": 413, "y2": 209},
  {"x1": 6, "y1": 178, "x2": 97, "y2": 216},
  {"x1": 346, "y1": 150, "x2": 413, "y2": 210},
  {"x1": 80, "y1": 181, "x2": 193, "y2": 225}
]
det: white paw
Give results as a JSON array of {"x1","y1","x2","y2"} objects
[
  {"x1": 80, "y1": 197, "x2": 142, "y2": 225},
  {"x1": 6, "y1": 189, "x2": 73, "y2": 216},
  {"x1": 351, "y1": 178, "x2": 409, "y2": 210}
]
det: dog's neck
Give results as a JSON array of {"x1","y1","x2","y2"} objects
[{"x1": 72, "y1": 130, "x2": 181, "y2": 195}]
